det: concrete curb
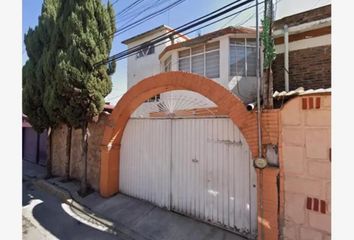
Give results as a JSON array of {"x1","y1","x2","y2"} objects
[
  {"x1": 33, "y1": 179, "x2": 136, "y2": 240},
  {"x1": 33, "y1": 179, "x2": 150, "y2": 240}
]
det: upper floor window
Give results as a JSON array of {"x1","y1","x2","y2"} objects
[
  {"x1": 164, "y1": 56, "x2": 171, "y2": 72},
  {"x1": 178, "y1": 41, "x2": 220, "y2": 78},
  {"x1": 136, "y1": 45, "x2": 155, "y2": 59},
  {"x1": 230, "y1": 38, "x2": 257, "y2": 77}
]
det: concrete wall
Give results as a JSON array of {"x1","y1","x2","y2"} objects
[
  {"x1": 126, "y1": 30, "x2": 187, "y2": 89},
  {"x1": 279, "y1": 94, "x2": 331, "y2": 240},
  {"x1": 51, "y1": 112, "x2": 110, "y2": 191}
]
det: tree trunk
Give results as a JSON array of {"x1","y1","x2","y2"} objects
[
  {"x1": 46, "y1": 128, "x2": 53, "y2": 179},
  {"x1": 267, "y1": 68, "x2": 274, "y2": 108},
  {"x1": 263, "y1": 68, "x2": 274, "y2": 109},
  {"x1": 65, "y1": 126, "x2": 72, "y2": 180},
  {"x1": 79, "y1": 122, "x2": 88, "y2": 195}
]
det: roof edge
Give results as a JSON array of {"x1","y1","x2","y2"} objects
[{"x1": 122, "y1": 25, "x2": 189, "y2": 45}]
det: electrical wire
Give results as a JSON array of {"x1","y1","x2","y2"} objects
[
  {"x1": 106, "y1": 2, "x2": 265, "y2": 103},
  {"x1": 101, "y1": 1, "x2": 258, "y2": 66},
  {"x1": 117, "y1": 0, "x2": 146, "y2": 17},
  {"x1": 115, "y1": 0, "x2": 186, "y2": 36},
  {"x1": 221, "y1": 1, "x2": 254, "y2": 28},
  {"x1": 106, "y1": 2, "x2": 262, "y2": 104},
  {"x1": 117, "y1": 1, "x2": 262, "y2": 62},
  {"x1": 103, "y1": 0, "x2": 246, "y2": 43},
  {"x1": 95, "y1": 0, "x2": 256, "y2": 67},
  {"x1": 118, "y1": 0, "x2": 165, "y2": 24},
  {"x1": 97, "y1": 0, "x2": 186, "y2": 44}
]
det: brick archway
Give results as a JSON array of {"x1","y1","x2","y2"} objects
[
  {"x1": 100, "y1": 71, "x2": 280, "y2": 239},
  {"x1": 100, "y1": 71, "x2": 259, "y2": 197}
]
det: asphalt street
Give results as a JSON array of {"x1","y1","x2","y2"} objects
[{"x1": 22, "y1": 169, "x2": 128, "y2": 240}]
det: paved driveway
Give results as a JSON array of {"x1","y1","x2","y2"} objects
[
  {"x1": 79, "y1": 191, "x2": 249, "y2": 240},
  {"x1": 23, "y1": 160, "x2": 248, "y2": 240}
]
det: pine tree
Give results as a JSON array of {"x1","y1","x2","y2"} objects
[
  {"x1": 23, "y1": 0, "x2": 116, "y2": 192},
  {"x1": 23, "y1": 0, "x2": 62, "y2": 177},
  {"x1": 52, "y1": 0, "x2": 116, "y2": 195}
]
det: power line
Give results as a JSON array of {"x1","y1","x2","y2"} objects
[
  {"x1": 95, "y1": 0, "x2": 256, "y2": 67},
  {"x1": 102, "y1": 1, "x2": 261, "y2": 65},
  {"x1": 117, "y1": 0, "x2": 146, "y2": 17},
  {"x1": 220, "y1": 2, "x2": 254, "y2": 28},
  {"x1": 115, "y1": 0, "x2": 186, "y2": 36},
  {"x1": 118, "y1": 0, "x2": 164, "y2": 24},
  {"x1": 104, "y1": 0, "x2": 246, "y2": 43},
  {"x1": 99, "y1": 0, "x2": 255, "y2": 65},
  {"x1": 106, "y1": 2, "x2": 262, "y2": 103},
  {"x1": 97, "y1": 0, "x2": 185, "y2": 44}
]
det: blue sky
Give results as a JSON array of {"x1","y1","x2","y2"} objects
[{"x1": 22, "y1": 0, "x2": 330, "y2": 104}]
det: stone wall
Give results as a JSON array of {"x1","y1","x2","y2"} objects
[
  {"x1": 51, "y1": 124, "x2": 68, "y2": 176},
  {"x1": 51, "y1": 112, "x2": 110, "y2": 191},
  {"x1": 279, "y1": 94, "x2": 331, "y2": 240},
  {"x1": 272, "y1": 45, "x2": 331, "y2": 92}
]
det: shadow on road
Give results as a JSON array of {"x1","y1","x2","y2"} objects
[{"x1": 22, "y1": 179, "x2": 125, "y2": 240}]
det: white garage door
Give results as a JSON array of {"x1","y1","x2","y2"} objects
[{"x1": 120, "y1": 118, "x2": 257, "y2": 238}]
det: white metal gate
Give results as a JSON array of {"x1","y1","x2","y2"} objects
[{"x1": 120, "y1": 118, "x2": 257, "y2": 237}]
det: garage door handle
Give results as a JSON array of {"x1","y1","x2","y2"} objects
[{"x1": 192, "y1": 158, "x2": 198, "y2": 163}]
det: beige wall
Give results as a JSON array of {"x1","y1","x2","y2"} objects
[
  {"x1": 279, "y1": 94, "x2": 331, "y2": 240},
  {"x1": 51, "y1": 112, "x2": 110, "y2": 191}
]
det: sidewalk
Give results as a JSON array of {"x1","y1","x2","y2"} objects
[{"x1": 23, "y1": 161, "x2": 247, "y2": 240}]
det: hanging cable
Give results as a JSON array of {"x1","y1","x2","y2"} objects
[
  {"x1": 94, "y1": 0, "x2": 256, "y2": 67},
  {"x1": 115, "y1": 0, "x2": 186, "y2": 36},
  {"x1": 103, "y1": 0, "x2": 247, "y2": 43},
  {"x1": 111, "y1": 1, "x2": 262, "y2": 63}
]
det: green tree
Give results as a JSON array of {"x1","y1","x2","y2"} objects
[
  {"x1": 23, "y1": 0, "x2": 116, "y2": 194},
  {"x1": 52, "y1": 0, "x2": 116, "y2": 195},
  {"x1": 261, "y1": 0, "x2": 276, "y2": 108},
  {"x1": 23, "y1": 0, "x2": 62, "y2": 178}
]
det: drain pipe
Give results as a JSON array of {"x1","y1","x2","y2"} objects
[{"x1": 284, "y1": 24, "x2": 289, "y2": 91}]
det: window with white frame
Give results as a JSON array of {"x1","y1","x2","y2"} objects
[
  {"x1": 136, "y1": 45, "x2": 155, "y2": 59},
  {"x1": 178, "y1": 41, "x2": 220, "y2": 78},
  {"x1": 229, "y1": 38, "x2": 257, "y2": 77},
  {"x1": 164, "y1": 55, "x2": 171, "y2": 72}
]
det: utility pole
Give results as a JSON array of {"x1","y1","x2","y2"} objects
[
  {"x1": 256, "y1": 2, "x2": 261, "y2": 159},
  {"x1": 255, "y1": 3, "x2": 264, "y2": 240}
]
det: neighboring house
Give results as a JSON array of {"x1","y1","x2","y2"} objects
[
  {"x1": 122, "y1": 25, "x2": 262, "y2": 118},
  {"x1": 22, "y1": 114, "x2": 47, "y2": 166},
  {"x1": 272, "y1": 4, "x2": 331, "y2": 92}
]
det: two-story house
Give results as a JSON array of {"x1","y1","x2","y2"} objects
[{"x1": 122, "y1": 25, "x2": 262, "y2": 117}]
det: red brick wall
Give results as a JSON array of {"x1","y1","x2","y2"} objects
[{"x1": 272, "y1": 45, "x2": 331, "y2": 92}]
